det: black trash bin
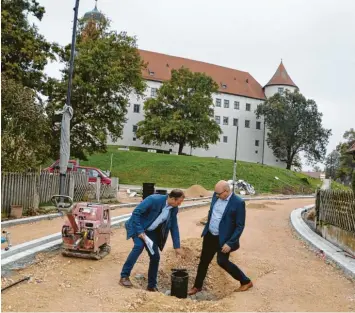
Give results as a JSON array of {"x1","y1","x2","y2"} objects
[
  {"x1": 171, "y1": 268, "x2": 189, "y2": 299},
  {"x1": 155, "y1": 189, "x2": 167, "y2": 195},
  {"x1": 142, "y1": 182, "x2": 155, "y2": 199}
]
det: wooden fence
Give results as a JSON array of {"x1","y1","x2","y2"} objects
[
  {"x1": 315, "y1": 189, "x2": 355, "y2": 233},
  {"x1": 1, "y1": 172, "x2": 118, "y2": 216}
]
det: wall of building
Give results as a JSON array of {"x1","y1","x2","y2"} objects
[
  {"x1": 107, "y1": 80, "x2": 287, "y2": 168},
  {"x1": 264, "y1": 85, "x2": 297, "y2": 98}
]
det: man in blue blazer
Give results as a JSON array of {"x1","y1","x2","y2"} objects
[
  {"x1": 188, "y1": 180, "x2": 253, "y2": 295},
  {"x1": 119, "y1": 189, "x2": 185, "y2": 291}
]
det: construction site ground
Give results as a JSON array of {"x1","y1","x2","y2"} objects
[{"x1": 2, "y1": 198, "x2": 355, "y2": 312}]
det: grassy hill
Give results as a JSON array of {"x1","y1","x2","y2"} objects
[{"x1": 78, "y1": 146, "x2": 330, "y2": 194}]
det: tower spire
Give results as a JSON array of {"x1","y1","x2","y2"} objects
[{"x1": 264, "y1": 61, "x2": 297, "y2": 88}]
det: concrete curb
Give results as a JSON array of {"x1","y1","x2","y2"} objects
[
  {"x1": 1, "y1": 194, "x2": 314, "y2": 228},
  {"x1": 1, "y1": 197, "x2": 212, "y2": 228},
  {"x1": 1, "y1": 201, "x2": 208, "y2": 274},
  {"x1": 290, "y1": 205, "x2": 355, "y2": 279}
]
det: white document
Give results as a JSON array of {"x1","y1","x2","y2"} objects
[{"x1": 144, "y1": 235, "x2": 155, "y2": 255}]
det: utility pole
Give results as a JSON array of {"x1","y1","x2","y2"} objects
[
  {"x1": 232, "y1": 126, "x2": 239, "y2": 193},
  {"x1": 58, "y1": 0, "x2": 80, "y2": 198},
  {"x1": 261, "y1": 119, "x2": 266, "y2": 165}
]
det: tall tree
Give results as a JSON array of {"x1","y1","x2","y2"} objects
[
  {"x1": 324, "y1": 150, "x2": 341, "y2": 180},
  {"x1": 335, "y1": 128, "x2": 355, "y2": 183},
  {"x1": 256, "y1": 90, "x2": 331, "y2": 170},
  {"x1": 136, "y1": 67, "x2": 222, "y2": 154},
  {"x1": 1, "y1": 0, "x2": 55, "y2": 171},
  {"x1": 313, "y1": 165, "x2": 322, "y2": 172},
  {"x1": 1, "y1": 76, "x2": 51, "y2": 171},
  {"x1": 1, "y1": 0, "x2": 58, "y2": 91},
  {"x1": 45, "y1": 18, "x2": 146, "y2": 160}
]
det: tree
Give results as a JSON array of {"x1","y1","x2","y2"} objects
[
  {"x1": 136, "y1": 67, "x2": 222, "y2": 154},
  {"x1": 1, "y1": 76, "x2": 51, "y2": 171},
  {"x1": 335, "y1": 128, "x2": 355, "y2": 184},
  {"x1": 256, "y1": 90, "x2": 331, "y2": 170},
  {"x1": 313, "y1": 165, "x2": 322, "y2": 172},
  {"x1": 45, "y1": 18, "x2": 146, "y2": 160},
  {"x1": 324, "y1": 150, "x2": 341, "y2": 180},
  {"x1": 1, "y1": 0, "x2": 58, "y2": 91}
]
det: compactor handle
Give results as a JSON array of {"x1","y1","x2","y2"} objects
[{"x1": 51, "y1": 195, "x2": 73, "y2": 212}]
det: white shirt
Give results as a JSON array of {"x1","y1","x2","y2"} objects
[{"x1": 147, "y1": 202, "x2": 172, "y2": 231}]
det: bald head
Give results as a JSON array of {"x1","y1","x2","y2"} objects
[{"x1": 214, "y1": 180, "x2": 231, "y2": 200}]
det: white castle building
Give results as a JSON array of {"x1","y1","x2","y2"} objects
[
  {"x1": 107, "y1": 49, "x2": 298, "y2": 168},
  {"x1": 83, "y1": 3, "x2": 299, "y2": 168}
]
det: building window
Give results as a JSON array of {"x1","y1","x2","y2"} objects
[
  {"x1": 224, "y1": 100, "x2": 229, "y2": 108},
  {"x1": 255, "y1": 140, "x2": 259, "y2": 147},
  {"x1": 151, "y1": 88, "x2": 157, "y2": 97},
  {"x1": 223, "y1": 136, "x2": 228, "y2": 143},
  {"x1": 245, "y1": 120, "x2": 250, "y2": 128},
  {"x1": 246, "y1": 103, "x2": 251, "y2": 111},
  {"x1": 278, "y1": 87, "x2": 284, "y2": 94},
  {"x1": 216, "y1": 98, "x2": 221, "y2": 107},
  {"x1": 255, "y1": 150, "x2": 258, "y2": 154},
  {"x1": 233, "y1": 118, "x2": 238, "y2": 126},
  {"x1": 223, "y1": 117, "x2": 229, "y2": 125},
  {"x1": 215, "y1": 116, "x2": 220, "y2": 124},
  {"x1": 133, "y1": 125, "x2": 138, "y2": 133},
  {"x1": 133, "y1": 137, "x2": 136, "y2": 141},
  {"x1": 256, "y1": 121, "x2": 261, "y2": 130},
  {"x1": 234, "y1": 101, "x2": 240, "y2": 110},
  {"x1": 133, "y1": 104, "x2": 140, "y2": 113}
]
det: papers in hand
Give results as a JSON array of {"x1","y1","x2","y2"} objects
[{"x1": 144, "y1": 235, "x2": 155, "y2": 255}]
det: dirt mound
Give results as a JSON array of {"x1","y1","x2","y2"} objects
[
  {"x1": 184, "y1": 185, "x2": 212, "y2": 198},
  {"x1": 262, "y1": 201, "x2": 281, "y2": 205},
  {"x1": 246, "y1": 203, "x2": 275, "y2": 211},
  {"x1": 197, "y1": 216, "x2": 208, "y2": 226},
  {"x1": 133, "y1": 238, "x2": 236, "y2": 303}
]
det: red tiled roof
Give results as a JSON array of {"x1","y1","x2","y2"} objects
[
  {"x1": 138, "y1": 49, "x2": 266, "y2": 100},
  {"x1": 264, "y1": 61, "x2": 298, "y2": 88}
]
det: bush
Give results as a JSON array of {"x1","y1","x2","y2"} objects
[{"x1": 352, "y1": 172, "x2": 355, "y2": 193}]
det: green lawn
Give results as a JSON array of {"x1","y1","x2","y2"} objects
[{"x1": 78, "y1": 146, "x2": 330, "y2": 194}]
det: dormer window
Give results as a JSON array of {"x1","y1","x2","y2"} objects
[
  {"x1": 222, "y1": 84, "x2": 227, "y2": 89},
  {"x1": 148, "y1": 69, "x2": 155, "y2": 76}
]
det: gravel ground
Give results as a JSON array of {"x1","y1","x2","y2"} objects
[{"x1": 1, "y1": 198, "x2": 355, "y2": 312}]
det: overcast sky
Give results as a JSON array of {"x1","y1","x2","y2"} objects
[{"x1": 34, "y1": 0, "x2": 355, "y2": 170}]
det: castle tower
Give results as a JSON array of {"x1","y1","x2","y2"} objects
[
  {"x1": 82, "y1": 0, "x2": 105, "y2": 22},
  {"x1": 264, "y1": 61, "x2": 298, "y2": 98}
]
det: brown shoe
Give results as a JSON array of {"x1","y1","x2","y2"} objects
[
  {"x1": 119, "y1": 277, "x2": 133, "y2": 288},
  {"x1": 236, "y1": 281, "x2": 253, "y2": 292},
  {"x1": 147, "y1": 287, "x2": 159, "y2": 292},
  {"x1": 188, "y1": 287, "x2": 202, "y2": 296}
]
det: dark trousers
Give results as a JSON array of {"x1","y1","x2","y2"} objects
[
  {"x1": 120, "y1": 230, "x2": 160, "y2": 288},
  {"x1": 194, "y1": 231, "x2": 250, "y2": 289}
]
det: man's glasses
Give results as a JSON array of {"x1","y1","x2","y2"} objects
[{"x1": 215, "y1": 190, "x2": 227, "y2": 196}]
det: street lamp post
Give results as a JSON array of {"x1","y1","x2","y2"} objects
[
  {"x1": 232, "y1": 126, "x2": 239, "y2": 193},
  {"x1": 58, "y1": 0, "x2": 80, "y2": 199},
  {"x1": 261, "y1": 119, "x2": 266, "y2": 165}
]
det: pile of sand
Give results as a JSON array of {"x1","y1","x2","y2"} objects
[
  {"x1": 184, "y1": 185, "x2": 212, "y2": 198},
  {"x1": 246, "y1": 203, "x2": 275, "y2": 211}
]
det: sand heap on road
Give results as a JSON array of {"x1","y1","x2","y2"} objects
[{"x1": 184, "y1": 185, "x2": 212, "y2": 198}]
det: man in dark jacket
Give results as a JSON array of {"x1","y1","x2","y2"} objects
[
  {"x1": 119, "y1": 189, "x2": 185, "y2": 291},
  {"x1": 188, "y1": 180, "x2": 253, "y2": 295}
]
